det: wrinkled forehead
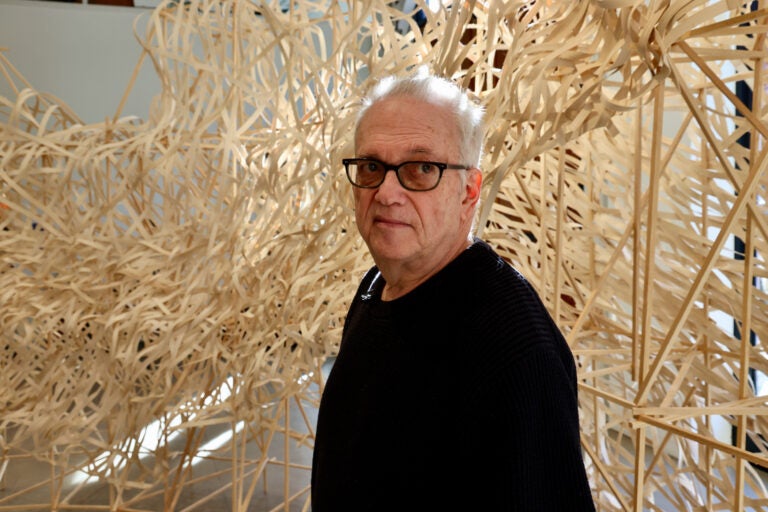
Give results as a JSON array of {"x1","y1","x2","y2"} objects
[{"x1": 355, "y1": 96, "x2": 458, "y2": 150}]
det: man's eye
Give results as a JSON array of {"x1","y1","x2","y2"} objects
[
  {"x1": 363, "y1": 162, "x2": 380, "y2": 172},
  {"x1": 418, "y1": 164, "x2": 436, "y2": 174}
]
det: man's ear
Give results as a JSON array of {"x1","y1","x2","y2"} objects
[{"x1": 464, "y1": 168, "x2": 482, "y2": 205}]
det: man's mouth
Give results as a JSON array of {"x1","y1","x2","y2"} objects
[{"x1": 374, "y1": 216, "x2": 408, "y2": 227}]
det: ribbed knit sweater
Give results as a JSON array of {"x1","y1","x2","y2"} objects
[{"x1": 311, "y1": 240, "x2": 595, "y2": 511}]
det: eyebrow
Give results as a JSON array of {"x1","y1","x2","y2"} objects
[
  {"x1": 358, "y1": 148, "x2": 435, "y2": 161},
  {"x1": 406, "y1": 147, "x2": 432, "y2": 157}
]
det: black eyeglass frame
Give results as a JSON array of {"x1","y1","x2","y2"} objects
[{"x1": 342, "y1": 158, "x2": 468, "y2": 192}]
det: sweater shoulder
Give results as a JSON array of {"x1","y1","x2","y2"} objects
[{"x1": 455, "y1": 242, "x2": 576, "y2": 377}]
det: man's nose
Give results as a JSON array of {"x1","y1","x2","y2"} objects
[
  {"x1": 375, "y1": 169, "x2": 405, "y2": 200},
  {"x1": 381, "y1": 168, "x2": 404, "y2": 188}
]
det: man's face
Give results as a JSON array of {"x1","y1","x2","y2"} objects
[{"x1": 353, "y1": 96, "x2": 480, "y2": 278}]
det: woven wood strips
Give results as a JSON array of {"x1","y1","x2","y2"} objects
[{"x1": 1, "y1": 1, "x2": 767, "y2": 510}]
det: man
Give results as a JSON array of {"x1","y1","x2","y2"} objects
[{"x1": 311, "y1": 69, "x2": 595, "y2": 511}]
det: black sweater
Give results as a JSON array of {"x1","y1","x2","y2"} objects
[{"x1": 311, "y1": 240, "x2": 595, "y2": 511}]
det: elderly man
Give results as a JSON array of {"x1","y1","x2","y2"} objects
[{"x1": 311, "y1": 69, "x2": 595, "y2": 511}]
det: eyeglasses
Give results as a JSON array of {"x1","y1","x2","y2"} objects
[{"x1": 343, "y1": 158, "x2": 467, "y2": 192}]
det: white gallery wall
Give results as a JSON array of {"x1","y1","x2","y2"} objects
[{"x1": 0, "y1": 0, "x2": 160, "y2": 124}]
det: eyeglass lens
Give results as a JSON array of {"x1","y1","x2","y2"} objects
[{"x1": 348, "y1": 160, "x2": 441, "y2": 190}]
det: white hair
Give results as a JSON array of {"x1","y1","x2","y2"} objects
[{"x1": 356, "y1": 67, "x2": 485, "y2": 168}]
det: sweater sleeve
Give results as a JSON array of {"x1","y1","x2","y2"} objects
[
  {"x1": 461, "y1": 345, "x2": 595, "y2": 511},
  {"x1": 455, "y1": 245, "x2": 594, "y2": 510}
]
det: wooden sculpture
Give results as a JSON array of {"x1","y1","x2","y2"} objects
[{"x1": 1, "y1": 0, "x2": 767, "y2": 510}]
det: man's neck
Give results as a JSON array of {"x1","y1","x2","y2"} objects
[
  {"x1": 380, "y1": 277, "x2": 423, "y2": 301},
  {"x1": 377, "y1": 238, "x2": 475, "y2": 301}
]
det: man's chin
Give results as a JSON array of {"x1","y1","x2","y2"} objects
[{"x1": 368, "y1": 242, "x2": 414, "y2": 265}]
